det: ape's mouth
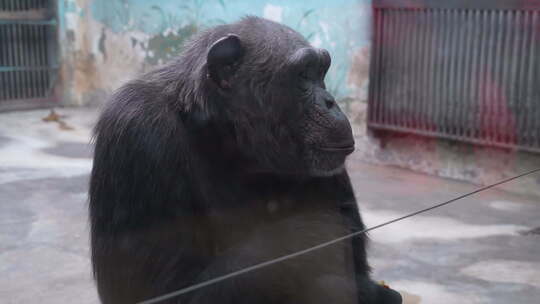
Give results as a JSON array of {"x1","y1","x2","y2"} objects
[{"x1": 317, "y1": 143, "x2": 355, "y2": 153}]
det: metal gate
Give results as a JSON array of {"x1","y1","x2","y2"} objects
[
  {"x1": 368, "y1": 0, "x2": 540, "y2": 153},
  {"x1": 0, "y1": 0, "x2": 59, "y2": 111}
]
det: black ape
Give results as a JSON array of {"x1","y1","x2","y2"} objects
[{"x1": 89, "y1": 17, "x2": 402, "y2": 304}]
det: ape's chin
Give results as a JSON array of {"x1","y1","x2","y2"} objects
[{"x1": 304, "y1": 148, "x2": 349, "y2": 177}]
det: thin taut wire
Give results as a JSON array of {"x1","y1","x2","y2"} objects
[{"x1": 138, "y1": 167, "x2": 540, "y2": 304}]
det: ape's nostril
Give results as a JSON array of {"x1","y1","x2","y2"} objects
[{"x1": 325, "y1": 98, "x2": 335, "y2": 109}]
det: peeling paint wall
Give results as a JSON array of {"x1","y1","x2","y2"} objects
[{"x1": 56, "y1": 0, "x2": 372, "y2": 109}]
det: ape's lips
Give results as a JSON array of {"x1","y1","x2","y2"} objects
[{"x1": 317, "y1": 142, "x2": 355, "y2": 153}]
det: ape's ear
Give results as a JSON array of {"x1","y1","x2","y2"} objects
[{"x1": 206, "y1": 34, "x2": 245, "y2": 90}]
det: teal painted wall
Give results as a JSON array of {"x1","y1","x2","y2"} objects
[{"x1": 57, "y1": 0, "x2": 371, "y2": 112}]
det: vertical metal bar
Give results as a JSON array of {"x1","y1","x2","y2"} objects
[
  {"x1": 529, "y1": 11, "x2": 540, "y2": 148},
  {"x1": 409, "y1": 9, "x2": 421, "y2": 130},
  {"x1": 34, "y1": 23, "x2": 41, "y2": 98},
  {"x1": 526, "y1": 12, "x2": 538, "y2": 148},
  {"x1": 501, "y1": 11, "x2": 515, "y2": 144},
  {"x1": 463, "y1": 10, "x2": 474, "y2": 139},
  {"x1": 394, "y1": 10, "x2": 407, "y2": 127},
  {"x1": 454, "y1": 10, "x2": 467, "y2": 138},
  {"x1": 408, "y1": 10, "x2": 418, "y2": 128},
  {"x1": 42, "y1": 24, "x2": 49, "y2": 97},
  {"x1": 44, "y1": 24, "x2": 51, "y2": 97},
  {"x1": 399, "y1": 9, "x2": 410, "y2": 129},
  {"x1": 26, "y1": 24, "x2": 34, "y2": 99},
  {"x1": 386, "y1": 9, "x2": 398, "y2": 126},
  {"x1": 426, "y1": 9, "x2": 438, "y2": 133},
  {"x1": 447, "y1": 9, "x2": 459, "y2": 136},
  {"x1": 405, "y1": 9, "x2": 415, "y2": 129},
  {"x1": 478, "y1": 10, "x2": 488, "y2": 143},
  {"x1": 475, "y1": 10, "x2": 486, "y2": 140},
  {"x1": 377, "y1": 9, "x2": 387, "y2": 125},
  {"x1": 10, "y1": 23, "x2": 17, "y2": 100},
  {"x1": 441, "y1": 9, "x2": 452, "y2": 136},
  {"x1": 385, "y1": 9, "x2": 397, "y2": 126},
  {"x1": 476, "y1": 10, "x2": 488, "y2": 140},
  {"x1": 22, "y1": 24, "x2": 29, "y2": 100},
  {"x1": 420, "y1": 9, "x2": 429, "y2": 131},
  {"x1": 11, "y1": 23, "x2": 17, "y2": 100},
  {"x1": 516, "y1": 11, "x2": 530, "y2": 147},
  {"x1": 471, "y1": 11, "x2": 482, "y2": 140},
  {"x1": 386, "y1": 8, "x2": 397, "y2": 126},
  {"x1": 368, "y1": 8, "x2": 382, "y2": 125},
  {"x1": 494, "y1": 11, "x2": 505, "y2": 143},
  {"x1": 34, "y1": 24, "x2": 41, "y2": 98},
  {"x1": 380, "y1": 9, "x2": 393, "y2": 125},
  {"x1": 0, "y1": 25, "x2": 5, "y2": 100},
  {"x1": 26, "y1": 24, "x2": 33, "y2": 99},
  {"x1": 17, "y1": 23, "x2": 24, "y2": 100},
  {"x1": 506, "y1": 11, "x2": 519, "y2": 145},
  {"x1": 483, "y1": 11, "x2": 495, "y2": 144},
  {"x1": 437, "y1": 8, "x2": 446, "y2": 135},
  {"x1": 18, "y1": 23, "x2": 25, "y2": 100},
  {"x1": 5, "y1": 25, "x2": 12, "y2": 100},
  {"x1": 428, "y1": 9, "x2": 439, "y2": 133},
  {"x1": 29, "y1": 24, "x2": 36, "y2": 98},
  {"x1": 37, "y1": 25, "x2": 46, "y2": 97},
  {"x1": 496, "y1": 9, "x2": 507, "y2": 144},
  {"x1": 415, "y1": 9, "x2": 427, "y2": 131},
  {"x1": 13, "y1": 23, "x2": 20, "y2": 100}
]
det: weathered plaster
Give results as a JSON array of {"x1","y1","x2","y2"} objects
[
  {"x1": 58, "y1": 0, "x2": 151, "y2": 105},
  {"x1": 57, "y1": 0, "x2": 372, "y2": 107}
]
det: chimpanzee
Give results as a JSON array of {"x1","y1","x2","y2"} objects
[{"x1": 89, "y1": 16, "x2": 402, "y2": 304}]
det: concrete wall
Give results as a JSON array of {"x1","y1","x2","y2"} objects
[{"x1": 56, "y1": 0, "x2": 372, "y2": 114}]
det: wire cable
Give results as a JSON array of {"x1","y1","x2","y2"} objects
[{"x1": 138, "y1": 167, "x2": 540, "y2": 304}]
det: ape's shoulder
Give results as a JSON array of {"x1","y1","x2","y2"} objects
[{"x1": 95, "y1": 80, "x2": 181, "y2": 136}]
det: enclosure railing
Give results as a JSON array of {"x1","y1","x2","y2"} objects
[
  {"x1": 368, "y1": 0, "x2": 540, "y2": 153},
  {"x1": 0, "y1": 0, "x2": 58, "y2": 111}
]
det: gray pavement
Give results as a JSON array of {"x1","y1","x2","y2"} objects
[{"x1": 0, "y1": 108, "x2": 539, "y2": 304}]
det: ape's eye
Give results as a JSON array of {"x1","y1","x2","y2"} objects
[{"x1": 299, "y1": 70, "x2": 310, "y2": 80}]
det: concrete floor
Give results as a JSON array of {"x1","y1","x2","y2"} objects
[{"x1": 0, "y1": 108, "x2": 539, "y2": 304}]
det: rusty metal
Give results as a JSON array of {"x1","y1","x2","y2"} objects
[
  {"x1": 368, "y1": 0, "x2": 540, "y2": 153},
  {"x1": 0, "y1": 0, "x2": 58, "y2": 111}
]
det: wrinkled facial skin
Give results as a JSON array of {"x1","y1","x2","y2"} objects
[
  {"x1": 206, "y1": 34, "x2": 354, "y2": 177},
  {"x1": 278, "y1": 47, "x2": 355, "y2": 176}
]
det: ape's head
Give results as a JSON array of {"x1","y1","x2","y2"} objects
[{"x1": 201, "y1": 17, "x2": 354, "y2": 177}]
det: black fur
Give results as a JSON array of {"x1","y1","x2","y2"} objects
[{"x1": 89, "y1": 17, "x2": 402, "y2": 304}]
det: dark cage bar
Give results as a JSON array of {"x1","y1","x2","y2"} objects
[
  {"x1": 0, "y1": 0, "x2": 59, "y2": 111},
  {"x1": 368, "y1": 0, "x2": 540, "y2": 153}
]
